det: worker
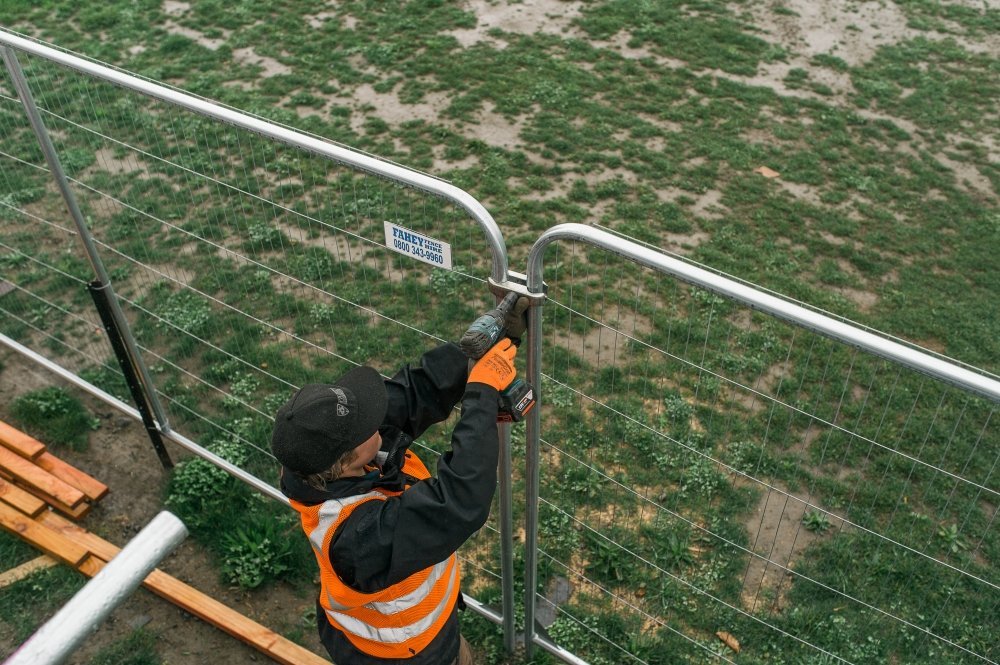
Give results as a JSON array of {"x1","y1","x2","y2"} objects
[{"x1": 270, "y1": 332, "x2": 520, "y2": 665}]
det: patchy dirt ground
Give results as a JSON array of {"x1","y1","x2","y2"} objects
[
  {"x1": 2, "y1": 0, "x2": 997, "y2": 662},
  {"x1": 739, "y1": 482, "x2": 848, "y2": 613},
  {"x1": 0, "y1": 348, "x2": 326, "y2": 664}
]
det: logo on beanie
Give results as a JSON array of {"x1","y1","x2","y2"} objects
[{"x1": 330, "y1": 387, "x2": 349, "y2": 417}]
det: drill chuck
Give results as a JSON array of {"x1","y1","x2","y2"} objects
[{"x1": 459, "y1": 291, "x2": 521, "y2": 359}]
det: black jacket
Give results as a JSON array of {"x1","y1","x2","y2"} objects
[{"x1": 280, "y1": 343, "x2": 500, "y2": 665}]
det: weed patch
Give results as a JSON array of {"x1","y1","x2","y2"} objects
[
  {"x1": 165, "y1": 430, "x2": 312, "y2": 590},
  {"x1": 0, "y1": 555, "x2": 85, "y2": 646},
  {"x1": 88, "y1": 629, "x2": 162, "y2": 665},
  {"x1": 9, "y1": 386, "x2": 99, "y2": 450}
]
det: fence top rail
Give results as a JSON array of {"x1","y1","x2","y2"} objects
[
  {"x1": 0, "y1": 28, "x2": 509, "y2": 285},
  {"x1": 526, "y1": 223, "x2": 1000, "y2": 403}
]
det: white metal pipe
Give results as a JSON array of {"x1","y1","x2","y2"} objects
[
  {"x1": 0, "y1": 28, "x2": 509, "y2": 285},
  {"x1": 5, "y1": 511, "x2": 187, "y2": 665}
]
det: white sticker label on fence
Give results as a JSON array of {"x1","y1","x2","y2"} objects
[{"x1": 383, "y1": 221, "x2": 452, "y2": 270}]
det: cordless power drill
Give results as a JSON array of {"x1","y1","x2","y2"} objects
[{"x1": 460, "y1": 292, "x2": 537, "y2": 422}]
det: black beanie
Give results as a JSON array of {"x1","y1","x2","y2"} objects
[{"x1": 270, "y1": 365, "x2": 387, "y2": 475}]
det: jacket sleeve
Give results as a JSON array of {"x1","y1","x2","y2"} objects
[
  {"x1": 330, "y1": 383, "x2": 500, "y2": 592},
  {"x1": 381, "y1": 342, "x2": 469, "y2": 442}
]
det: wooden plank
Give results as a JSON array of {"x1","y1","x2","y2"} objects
[
  {"x1": 35, "y1": 452, "x2": 109, "y2": 502},
  {"x1": 0, "y1": 555, "x2": 58, "y2": 589},
  {"x1": 0, "y1": 446, "x2": 85, "y2": 508},
  {"x1": 37, "y1": 512, "x2": 111, "y2": 556},
  {"x1": 142, "y1": 570, "x2": 331, "y2": 665},
  {"x1": 0, "y1": 478, "x2": 47, "y2": 517},
  {"x1": 39, "y1": 513, "x2": 330, "y2": 665},
  {"x1": 0, "y1": 502, "x2": 89, "y2": 566},
  {"x1": 77, "y1": 555, "x2": 105, "y2": 577},
  {"x1": 0, "y1": 420, "x2": 45, "y2": 460},
  {"x1": 0, "y1": 470, "x2": 91, "y2": 520},
  {"x1": 268, "y1": 638, "x2": 331, "y2": 665},
  {"x1": 46, "y1": 497, "x2": 91, "y2": 521}
]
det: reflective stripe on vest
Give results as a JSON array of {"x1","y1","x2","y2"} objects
[
  {"x1": 290, "y1": 451, "x2": 460, "y2": 659},
  {"x1": 328, "y1": 557, "x2": 459, "y2": 644}
]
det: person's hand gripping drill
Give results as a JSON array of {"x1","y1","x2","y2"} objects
[
  {"x1": 461, "y1": 294, "x2": 536, "y2": 421},
  {"x1": 467, "y1": 338, "x2": 518, "y2": 391}
]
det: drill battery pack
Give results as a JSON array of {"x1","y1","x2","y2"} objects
[{"x1": 497, "y1": 378, "x2": 536, "y2": 423}]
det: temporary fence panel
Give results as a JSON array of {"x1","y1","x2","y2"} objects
[
  {"x1": 522, "y1": 224, "x2": 998, "y2": 664},
  {"x1": 0, "y1": 30, "x2": 517, "y2": 643}
]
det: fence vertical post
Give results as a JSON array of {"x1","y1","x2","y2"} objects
[
  {"x1": 0, "y1": 46, "x2": 174, "y2": 466},
  {"x1": 497, "y1": 420, "x2": 516, "y2": 653},
  {"x1": 479, "y1": 286, "x2": 517, "y2": 653},
  {"x1": 522, "y1": 280, "x2": 545, "y2": 658},
  {"x1": 88, "y1": 281, "x2": 173, "y2": 468}
]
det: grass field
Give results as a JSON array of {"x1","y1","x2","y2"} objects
[
  {"x1": 3, "y1": 0, "x2": 997, "y2": 365},
  {"x1": 0, "y1": 1, "x2": 997, "y2": 664}
]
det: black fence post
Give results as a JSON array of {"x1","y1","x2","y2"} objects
[{"x1": 88, "y1": 281, "x2": 173, "y2": 469}]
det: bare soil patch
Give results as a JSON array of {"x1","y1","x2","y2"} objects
[
  {"x1": 747, "y1": 0, "x2": 911, "y2": 68},
  {"x1": 550, "y1": 309, "x2": 652, "y2": 367},
  {"x1": 739, "y1": 484, "x2": 845, "y2": 612},
  {"x1": 162, "y1": 20, "x2": 229, "y2": 51},
  {"x1": 233, "y1": 48, "x2": 293, "y2": 79},
  {"x1": 447, "y1": 0, "x2": 586, "y2": 48}
]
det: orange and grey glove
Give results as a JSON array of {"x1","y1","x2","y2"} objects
[{"x1": 468, "y1": 338, "x2": 517, "y2": 391}]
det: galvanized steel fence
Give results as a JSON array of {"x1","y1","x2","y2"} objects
[
  {"x1": 522, "y1": 225, "x2": 998, "y2": 664},
  {"x1": 0, "y1": 27, "x2": 526, "y2": 656},
  {"x1": 1, "y1": 30, "x2": 997, "y2": 665}
]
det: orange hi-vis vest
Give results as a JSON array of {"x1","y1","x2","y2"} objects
[{"x1": 290, "y1": 452, "x2": 461, "y2": 660}]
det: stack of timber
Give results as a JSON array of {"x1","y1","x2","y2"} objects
[
  {"x1": 0, "y1": 419, "x2": 107, "y2": 519},
  {"x1": 0, "y1": 418, "x2": 329, "y2": 665}
]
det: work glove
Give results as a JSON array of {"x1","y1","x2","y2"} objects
[
  {"x1": 504, "y1": 295, "x2": 530, "y2": 343},
  {"x1": 468, "y1": 338, "x2": 517, "y2": 391}
]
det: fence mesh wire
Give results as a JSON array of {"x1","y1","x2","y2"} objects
[
  {"x1": 0, "y1": 49, "x2": 506, "y2": 600},
  {"x1": 2, "y1": 45, "x2": 998, "y2": 665},
  {"x1": 532, "y1": 238, "x2": 997, "y2": 664},
  {"x1": 0, "y1": 64, "x2": 119, "y2": 382}
]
